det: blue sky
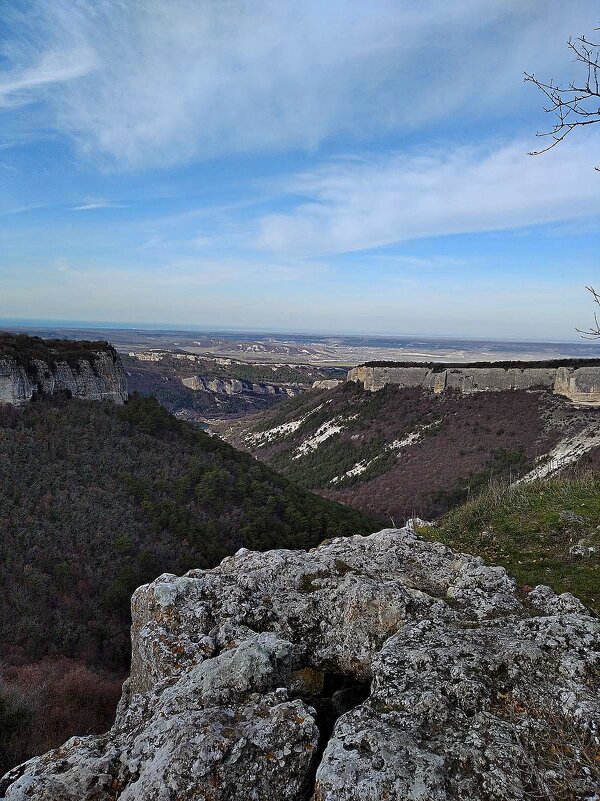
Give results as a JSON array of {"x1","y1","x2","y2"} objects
[{"x1": 1, "y1": 0, "x2": 600, "y2": 339}]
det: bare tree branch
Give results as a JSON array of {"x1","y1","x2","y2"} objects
[
  {"x1": 525, "y1": 27, "x2": 600, "y2": 168},
  {"x1": 575, "y1": 286, "x2": 600, "y2": 339},
  {"x1": 526, "y1": 30, "x2": 600, "y2": 340}
]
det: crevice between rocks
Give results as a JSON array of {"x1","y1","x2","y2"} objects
[{"x1": 293, "y1": 669, "x2": 371, "y2": 801}]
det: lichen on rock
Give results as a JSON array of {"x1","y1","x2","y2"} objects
[{"x1": 1, "y1": 528, "x2": 598, "y2": 800}]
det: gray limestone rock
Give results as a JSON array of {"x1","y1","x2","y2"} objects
[
  {"x1": 2, "y1": 528, "x2": 598, "y2": 800},
  {"x1": 0, "y1": 351, "x2": 128, "y2": 406}
]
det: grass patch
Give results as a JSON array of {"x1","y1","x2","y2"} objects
[{"x1": 423, "y1": 473, "x2": 600, "y2": 615}]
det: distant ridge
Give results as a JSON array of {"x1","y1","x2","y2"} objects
[{"x1": 362, "y1": 358, "x2": 600, "y2": 369}]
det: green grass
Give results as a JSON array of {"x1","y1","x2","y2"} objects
[{"x1": 422, "y1": 473, "x2": 600, "y2": 615}]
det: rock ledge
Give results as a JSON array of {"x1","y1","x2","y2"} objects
[{"x1": 2, "y1": 528, "x2": 599, "y2": 800}]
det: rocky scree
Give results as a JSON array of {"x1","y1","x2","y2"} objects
[{"x1": 1, "y1": 528, "x2": 599, "y2": 800}]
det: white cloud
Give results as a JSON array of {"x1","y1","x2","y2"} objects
[
  {"x1": 71, "y1": 199, "x2": 128, "y2": 211},
  {"x1": 3, "y1": 0, "x2": 598, "y2": 166},
  {"x1": 0, "y1": 48, "x2": 96, "y2": 109},
  {"x1": 254, "y1": 134, "x2": 600, "y2": 256}
]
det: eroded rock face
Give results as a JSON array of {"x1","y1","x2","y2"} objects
[
  {"x1": 181, "y1": 375, "x2": 300, "y2": 398},
  {"x1": 2, "y1": 529, "x2": 599, "y2": 800},
  {"x1": 348, "y1": 363, "x2": 600, "y2": 404},
  {"x1": 0, "y1": 351, "x2": 128, "y2": 406}
]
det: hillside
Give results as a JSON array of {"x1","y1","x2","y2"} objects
[
  {"x1": 0, "y1": 393, "x2": 376, "y2": 772},
  {"x1": 422, "y1": 474, "x2": 600, "y2": 615},
  {"x1": 222, "y1": 381, "x2": 600, "y2": 521}
]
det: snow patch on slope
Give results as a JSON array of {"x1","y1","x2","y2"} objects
[
  {"x1": 388, "y1": 420, "x2": 440, "y2": 452},
  {"x1": 388, "y1": 431, "x2": 421, "y2": 450},
  {"x1": 330, "y1": 419, "x2": 441, "y2": 484},
  {"x1": 518, "y1": 424, "x2": 600, "y2": 483},
  {"x1": 245, "y1": 404, "x2": 324, "y2": 447},
  {"x1": 293, "y1": 413, "x2": 359, "y2": 459},
  {"x1": 330, "y1": 458, "x2": 372, "y2": 484},
  {"x1": 294, "y1": 418, "x2": 344, "y2": 458}
]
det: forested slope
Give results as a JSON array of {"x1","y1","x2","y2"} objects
[{"x1": 0, "y1": 393, "x2": 377, "y2": 771}]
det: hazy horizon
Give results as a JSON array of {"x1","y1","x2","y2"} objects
[{"x1": 2, "y1": 316, "x2": 598, "y2": 347}]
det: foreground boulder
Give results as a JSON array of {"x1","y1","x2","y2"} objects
[{"x1": 2, "y1": 528, "x2": 599, "y2": 800}]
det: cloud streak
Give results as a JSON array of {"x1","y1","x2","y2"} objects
[
  {"x1": 255, "y1": 134, "x2": 600, "y2": 256},
  {"x1": 0, "y1": 48, "x2": 96, "y2": 109},
  {"x1": 71, "y1": 199, "x2": 128, "y2": 211},
  {"x1": 3, "y1": 0, "x2": 598, "y2": 166}
]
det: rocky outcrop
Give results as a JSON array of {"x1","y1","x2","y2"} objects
[
  {"x1": 182, "y1": 375, "x2": 300, "y2": 398},
  {"x1": 0, "y1": 351, "x2": 128, "y2": 406},
  {"x1": 2, "y1": 528, "x2": 598, "y2": 800},
  {"x1": 312, "y1": 379, "x2": 343, "y2": 390},
  {"x1": 349, "y1": 361, "x2": 600, "y2": 404}
]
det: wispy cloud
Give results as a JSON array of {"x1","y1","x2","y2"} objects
[
  {"x1": 71, "y1": 199, "x2": 128, "y2": 211},
  {"x1": 55, "y1": 257, "x2": 70, "y2": 273},
  {"x1": 254, "y1": 134, "x2": 600, "y2": 257},
  {"x1": 0, "y1": 48, "x2": 96, "y2": 109},
  {"x1": 3, "y1": 0, "x2": 598, "y2": 167}
]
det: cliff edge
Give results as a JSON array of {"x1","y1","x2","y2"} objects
[
  {"x1": 348, "y1": 360, "x2": 600, "y2": 404},
  {"x1": 0, "y1": 333, "x2": 128, "y2": 405},
  {"x1": 2, "y1": 528, "x2": 598, "y2": 800}
]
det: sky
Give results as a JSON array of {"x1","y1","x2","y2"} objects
[{"x1": 1, "y1": 0, "x2": 600, "y2": 340}]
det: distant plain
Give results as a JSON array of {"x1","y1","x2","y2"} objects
[{"x1": 2, "y1": 323, "x2": 599, "y2": 367}]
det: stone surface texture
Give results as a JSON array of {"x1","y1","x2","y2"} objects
[
  {"x1": 0, "y1": 351, "x2": 128, "y2": 406},
  {"x1": 182, "y1": 375, "x2": 300, "y2": 398},
  {"x1": 1, "y1": 528, "x2": 599, "y2": 800},
  {"x1": 311, "y1": 380, "x2": 343, "y2": 390},
  {"x1": 348, "y1": 363, "x2": 600, "y2": 404}
]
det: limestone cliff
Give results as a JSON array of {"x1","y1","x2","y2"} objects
[
  {"x1": 0, "y1": 335, "x2": 128, "y2": 406},
  {"x1": 312, "y1": 379, "x2": 343, "y2": 390},
  {"x1": 182, "y1": 375, "x2": 300, "y2": 398},
  {"x1": 2, "y1": 528, "x2": 598, "y2": 800},
  {"x1": 349, "y1": 360, "x2": 600, "y2": 404}
]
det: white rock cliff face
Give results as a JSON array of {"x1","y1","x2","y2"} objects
[
  {"x1": 1, "y1": 529, "x2": 598, "y2": 800},
  {"x1": 182, "y1": 375, "x2": 300, "y2": 397},
  {"x1": 0, "y1": 352, "x2": 128, "y2": 406},
  {"x1": 348, "y1": 363, "x2": 600, "y2": 404}
]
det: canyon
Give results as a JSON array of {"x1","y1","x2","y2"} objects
[
  {"x1": 1, "y1": 334, "x2": 599, "y2": 800},
  {"x1": 223, "y1": 379, "x2": 600, "y2": 523}
]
